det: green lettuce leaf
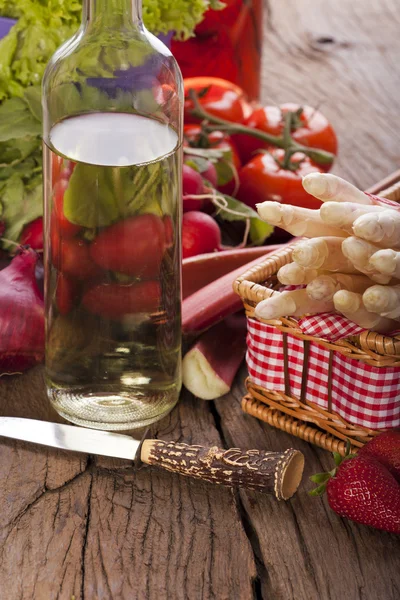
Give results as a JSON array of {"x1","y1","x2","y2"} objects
[{"x1": 0, "y1": 173, "x2": 43, "y2": 246}]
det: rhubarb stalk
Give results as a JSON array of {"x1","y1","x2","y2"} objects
[
  {"x1": 182, "y1": 315, "x2": 247, "y2": 400},
  {"x1": 182, "y1": 244, "x2": 287, "y2": 335}
]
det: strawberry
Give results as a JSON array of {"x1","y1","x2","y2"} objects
[
  {"x1": 358, "y1": 430, "x2": 400, "y2": 483},
  {"x1": 310, "y1": 444, "x2": 400, "y2": 534}
]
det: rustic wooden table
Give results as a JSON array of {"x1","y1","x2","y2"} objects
[{"x1": 1, "y1": 1, "x2": 400, "y2": 598}]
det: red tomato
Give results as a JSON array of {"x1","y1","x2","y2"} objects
[
  {"x1": 54, "y1": 238, "x2": 101, "y2": 280},
  {"x1": 53, "y1": 179, "x2": 81, "y2": 238},
  {"x1": 236, "y1": 149, "x2": 324, "y2": 210},
  {"x1": 56, "y1": 272, "x2": 80, "y2": 315},
  {"x1": 234, "y1": 103, "x2": 338, "y2": 166},
  {"x1": 184, "y1": 77, "x2": 250, "y2": 124},
  {"x1": 195, "y1": 0, "x2": 241, "y2": 35},
  {"x1": 184, "y1": 125, "x2": 241, "y2": 196},
  {"x1": 90, "y1": 214, "x2": 166, "y2": 278},
  {"x1": 83, "y1": 281, "x2": 161, "y2": 319}
]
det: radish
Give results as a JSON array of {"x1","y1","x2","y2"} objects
[
  {"x1": 0, "y1": 247, "x2": 44, "y2": 373},
  {"x1": 20, "y1": 217, "x2": 44, "y2": 251},
  {"x1": 202, "y1": 160, "x2": 218, "y2": 189},
  {"x1": 183, "y1": 163, "x2": 205, "y2": 212},
  {"x1": 83, "y1": 280, "x2": 161, "y2": 319},
  {"x1": 90, "y1": 214, "x2": 165, "y2": 278},
  {"x1": 182, "y1": 211, "x2": 222, "y2": 259}
]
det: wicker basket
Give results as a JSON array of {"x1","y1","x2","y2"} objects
[{"x1": 233, "y1": 176, "x2": 400, "y2": 455}]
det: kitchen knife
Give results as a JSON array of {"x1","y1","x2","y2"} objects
[{"x1": 0, "y1": 417, "x2": 304, "y2": 500}]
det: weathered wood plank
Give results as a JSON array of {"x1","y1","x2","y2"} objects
[
  {"x1": 215, "y1": 368, "x2": 400, "y2": 600},
  {"x1": 262, "y1": 0, "x2": 400, "y2": 190},
  {"x1": 0, "y1": 368, "x2": 257, "y2": 600}
]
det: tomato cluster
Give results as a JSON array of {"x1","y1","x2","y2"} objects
[{"x1": 182, "y1": 77, "x2": 338, "y2": 215}]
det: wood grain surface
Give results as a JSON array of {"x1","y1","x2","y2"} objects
[{"x1": 1, "y1": 1, "x2": 400, "y2": 599}]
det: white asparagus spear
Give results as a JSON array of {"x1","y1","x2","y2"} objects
[
  {"x1": 352, "y1": 210, "x2": 400, "y2": 249},
  {"x1": 303, "y1": 172, "x2": 400, "y2": 211},
  {"x1": 320, "y1": 201, "x2": 384, "y2": 233},
  {"x1": 341, "y1": 237, "x2": 391, "y2": 284},
  {"x1": 255, "y1": 289, "x2": 334, "y2": 320},
  {"x1": 363, "y1": 285, "x2": 400, "y2": 319},
  {"x1": 302, "y1": 173, "x2": 372, "y2": 205},
  {"x1": 369, "y1": 249, "x2": 400, "y2": 278},
  {"x1": 333, "y1": 290, "x2": 397, "y2": 332},
  {"x1": 292, "y1": 237, "x2": 356, "y2": 272},
  {"x1": 256, "y1": 201, "x2": 347, "y2": 237},
  {"x1": 277, "y1": 263, "x2": 321, "y2": 286},
  {"x1": 306, "y1": 273, "x2": 374, "y2": 302}
]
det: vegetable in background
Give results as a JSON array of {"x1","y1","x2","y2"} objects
[{"x1": 0, "y1": 246, "x2": 44, "y2": 374}]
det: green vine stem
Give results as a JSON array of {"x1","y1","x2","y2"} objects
[{"x1": 188, "y1": 89, "x2": 335, "y2": 168}]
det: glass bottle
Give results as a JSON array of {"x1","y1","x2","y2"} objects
[
  {"x1": 171, "y1": 0, "x2": 263, "y2": 102},
  {"x1": 42, "y1": 0, "x2": 183, "y2": 431}
]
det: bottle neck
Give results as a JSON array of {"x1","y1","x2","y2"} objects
[{"x1": 83, "y1": 0, "x2": 142, "y2": 30}]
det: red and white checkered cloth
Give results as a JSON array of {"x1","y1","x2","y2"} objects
[
  {"x1": 246, "y1": 318, "x2": 400, "y2": 429},
  {"x1": 298, "y1": 313, "x2": 365, "y2": 341}
]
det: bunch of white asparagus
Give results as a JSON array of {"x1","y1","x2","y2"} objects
[{"x1": 255, "y1": 173, "x2": 400, "y2": 333}]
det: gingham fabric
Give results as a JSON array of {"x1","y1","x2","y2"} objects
[
  {"x1": 246, "y1": 317, "x2": 400, "y2": 429},
  {"x1": 298, "y1": 313, "x2": 365, "y2": 341}
]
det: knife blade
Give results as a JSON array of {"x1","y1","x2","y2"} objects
[{"x1": 0, "y1": 417, "x2": 304, "y2": 500}]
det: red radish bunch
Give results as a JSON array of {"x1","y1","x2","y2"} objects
[
  {"x1": 0, "y1": 247, "x2": 44, "y2": 373},
  {"x1": 182, "y1": 211, "x2": 222, "y2": 259},
  {"x1": 311, "y1": 431, "x2": 400, "y2": 534}
]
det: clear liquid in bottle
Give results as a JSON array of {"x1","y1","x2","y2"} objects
[{"x1": 44, "y1": 112, "x2": 182, "y2": 430}]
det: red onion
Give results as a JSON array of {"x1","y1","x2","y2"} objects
[{"x1": 0, "y1": 247, "x2": 45, "y2": 374}]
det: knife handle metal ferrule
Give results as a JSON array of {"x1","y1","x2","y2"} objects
[{"x1": 141, "y1": 440, "x2": 304, "y2": 500}]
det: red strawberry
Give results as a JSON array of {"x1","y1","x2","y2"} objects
[
  {"x1": 310, "y1": 445, "x2": 400, "y2": 534},
  {"x1": 358, "y1": 430, "x2": 400, "y2": 483}
]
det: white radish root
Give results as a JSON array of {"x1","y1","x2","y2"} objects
[
  {"x1": 255, "y1": 289, "x2": 334, "y2": 320},
  {"x1": 320, "y1": 201, "x2": 384, "y2": 234},
  {"x1": 352, "y1": 210, "x2": 400, "y2": 249},
  {"x1": 256, "y1": 201, "x2": 347, "y2": 237},
  {"x1": 333, "y1": 290, "x2": 397, "y2": 332},
  {"x1": 292, "y1": 237, "x2": 356, "y2": 272}
]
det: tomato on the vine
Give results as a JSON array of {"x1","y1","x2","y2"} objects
[
  {"x1": 234, "y1": 103, "x2": 338, "y2": 166},
  {"x1": 236, "y1": 149, "x2": 325, "y2": 210},
  {"x1": 183, "y1": 77, "x2": 250, "y2": 124}
]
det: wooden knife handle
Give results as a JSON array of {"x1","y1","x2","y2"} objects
[{"x1": 140, "y1": 440, "x2": 304, "y2": 500}]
